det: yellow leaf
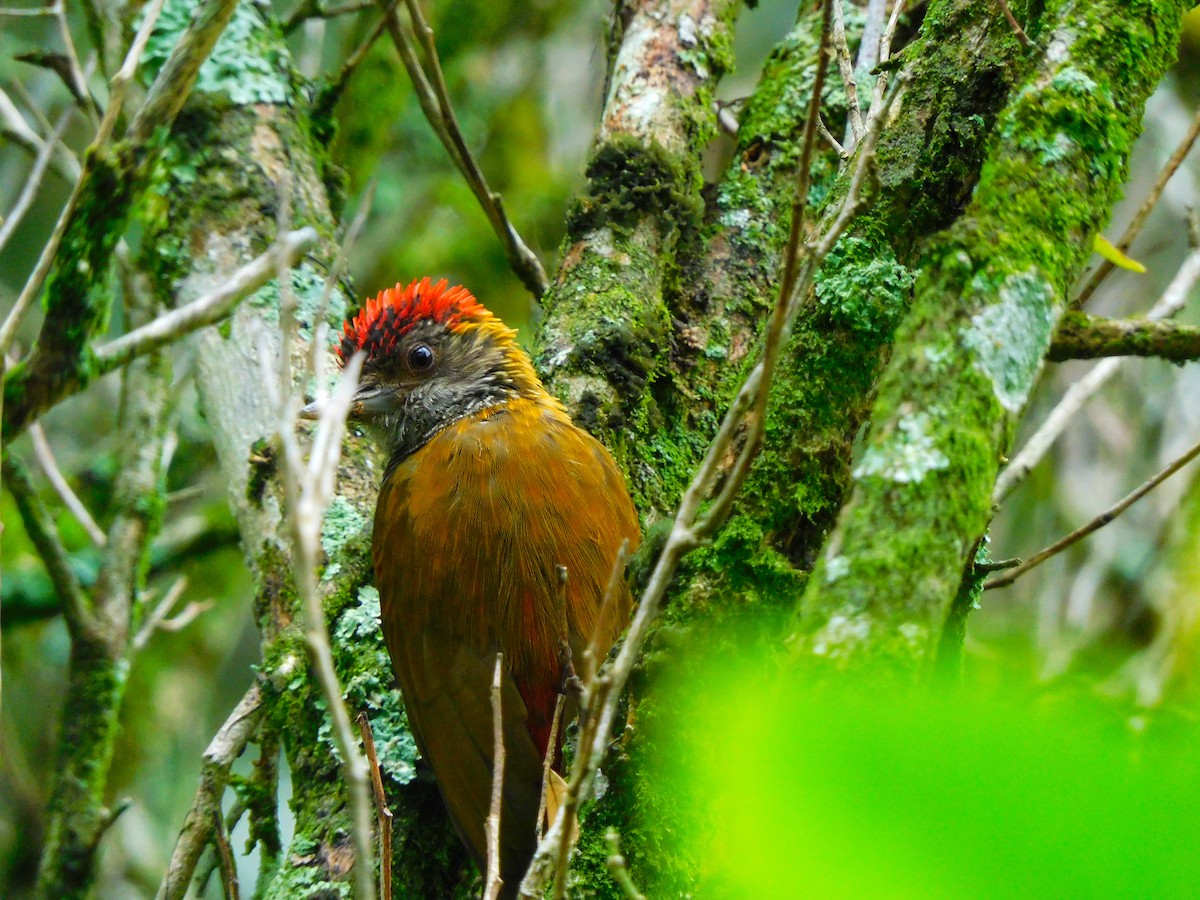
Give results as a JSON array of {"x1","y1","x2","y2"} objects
[{"x1": 1093, "y1": 234, "x2": 1146, "y2": 273}]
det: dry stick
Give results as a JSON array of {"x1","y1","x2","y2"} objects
[
  {"x1": 855, "y1": 0, "x2": 890, "y2": 73},
  {"x1": 818, "y1": 113, "x2": 849, "y2": 158},
  {"x1": 986, "y1": 434, "x2": 1200, "y2": 590},
  {"x1": 1074, "y1": 103, "x2": 1200, "y2": 310},
  {"x1": 0, "y1": 0, "x2": 167, "y2": 358},
  {"x1": 535, "y1": 694, "x2": 566, "y2": 843},
  {"x1": 131, "y1": 576, "x2": 191, "y2": 653},
  {"x1": 484, "y1": 653, "x2": 506, "y2": 900},
  {"x1": 1, "y1": 454, "x2": 91, "y2": 635},
  {"x1": 994, "y1": 0, "x2": 1033, "y2": 47},
  {"x1": 95, "y1": 228, "x2": 318, "y2": 374},
  {"x1": 831, "y1": 0, "x2": 864, "y2": 143},
  {"x1": 284, "y1": 0, "x2": 374, "y2": 32},
  {"x1": 995, "y1": 242, "x2": 1200, "y2": 502},
  {"x1": 319, "y1": 8, "x2": 396, "y2": 108},
  {"x1": 604, "y1": 829, "x2": 646, "y2": 900},
  {"x1": 521, "y1": 12, "x2": 903, "y2": 897},
  {"x1": 211, "y1": 808, "x2": 240, "y2": 900},
  {"x1": 379, "y1": 0, "x2": 549, "y2": 298},
  {"x1": 309, "y1": 186, "x2": 376, "y2": 397},
  {"x1": 357, "y1": 714, "x2": 394, "y2": 900},
  {"x1": 28, "y1": 420, "x2": 106, "y2": 547},
  {"x1": 0, "y1": 108, "x2": 72, "y2": 257},
  {"x1": 0, "y1": 84, "x2": 80, "y2": 182},
  {"x1": 50, "y1": 0, "x2": 102, "y2": 124},
  {"x1": 156, "y1": 684, "x2": 264, "y2": 900},
  {"x1": 272, "y1": 345, "x2": 376, "y2": 900}
]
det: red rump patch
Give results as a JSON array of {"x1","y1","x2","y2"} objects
[{"x1": 337, "y1": 277, "x2": 489, "y2": 364}]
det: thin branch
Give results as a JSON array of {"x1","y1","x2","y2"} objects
[
  {"x1": 357, "y1": 714, "x2": 393, "y2": 900},
  {"x1": 50, "y1": 0, "x2": 102, "y2": 124},
  {"x1": 377, "y1": 0, "x2": 549, "y2": 297},
  {"x1": 996, "y1": 242, "x2": 1200, "y2": 502},
  {"x1": 284, "y1": 0, "x2": 373, "y2": 33},
  {"x1": 156, "y1": 684, "x2": 264, "y2": 900},
  {"x1": 986, "y1": 434, "x2": 1200, "y2": 590},
  {"x1": 0, "y1": 107, "x2": 73, "y2": 257},
  {"x1": 317, "y1": 8, "x2": 396, "y2": 112},
  {"x1": 1, "y1": 454, "x2": 92, "y2": 639},
  {"x1": 831, "y1": 0, "x2": 864, "y2": 143},
  {"x1": 604, "y1": 829, "x2": 646, "y2": 900},
  {"x1": 274, "y1": 344, "x2": 376, "y2": 900},
  {"x1": 535, "y1": 694, "x2": 565, "y2": 843},
  {"x1": 131, "y1": 576, "x2": 190, "y2": 652},
  {"x1": 483, "y1": 652, "x2": 505, "y2": 900},
  {"x1": 1048, "y1": 312, "x2": 1200, "y2": 362},
  {"x1": 127, "y1": 0, "x2": 240, "y2": 148},
  {"x1": 1074, "y1": 102, "x2": 1200, "y2": 309},
  {"x1": 994, "y1": 0, "x2": 1033, "y2": 47},
  {"x1": 0, "y1": 0, "x2": 168, "y2": 359},
  {"x1": 817, "y1": 114, "x2": 849, "y2": 158},
  {"x1": 855, "y1": 0, "x2": 889, "y2": 73},
  {"x1": 28, "y1": 420, "x2": 106, "y2": 547},
  {"x1": 94, "y1": 228, "x2": 319, "y2": 374},
  {"x1": 212, "y1": 808, "x2": 240, "y2": 900},
  {"x1": 0, "y1": 84, "x2": 79, "y2": 182},
  {"x1": 309, "y1": 188, "x2": 375, "y2": 399}
]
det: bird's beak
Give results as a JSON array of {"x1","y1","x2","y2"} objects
[
  {"x1": 298, "y1": 400, "x2": 322, "y2": 420},
  {"x1": 300, "y1": 382, "x2": 390, "y2": 421}
]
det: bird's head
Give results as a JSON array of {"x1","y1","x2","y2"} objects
[{"x1": 327, "y1": 277, "x2": 544, "y2": 460}]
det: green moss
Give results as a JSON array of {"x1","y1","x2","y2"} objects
[
  {"x1": 565, "y1": 135, "x2": 703, "y2": 241},
  {"x1": 142, "y1": 1, "x2": 293, "y2": 105}
]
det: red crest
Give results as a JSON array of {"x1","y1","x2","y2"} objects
[{"x1": 337, "y1": 277, "x2": 489, "y2": 363}]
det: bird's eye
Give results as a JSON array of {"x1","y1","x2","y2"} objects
[{"x1": 406, "y1": 342, "x2": 435, "y2": 373}]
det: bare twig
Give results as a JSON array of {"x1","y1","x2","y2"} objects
[
  {"x1": 986, "y1": 433, "x2": 1200, "y2": 590},
  {"x1": 1, "y1": 454, "x2": 91, "y2": 637},
  {"x1": 49, "y1": 0, "x2": 102, "y2": 124},
  {"x1": 604, "y1": 829, "x2": 646, "y2": 900},
  {"x1": 212, "y1": 808, "x2": 240, "y2": 900},
  {"x1": 0, "y1": 85, "x2": 80, "y2": 182},
  {"x1": 831, "y1": 0, "x2": 864, "y2": 142},
  {"x1": 132, "y1": 576, "x2": 189, "y2": 652},
  {"x1": 377, "y1": 0, "x2": 549, "y2": 297},
  {"x1": 357, "y1": 714, "x2": 393, "y2": 900},
  {"x1": 1074, "y1": 103, "x2": 1200, "y2": 309},
  {"x1": 318, "y1": 8, "x2": 396, "y2": 111},
  {"x1": 155, "y1": 686, "x2": 262, "y2": 900},
  {"x1": 94, "y1": 228, "x2": 319, "y2": 374},
  {"x1": 817, "y1": 114, "x2": 849, "y2": 158},
  {"x1": 535, "y1": 694, "x2": 565, "y2": 843},
  {"x1": 309, "y1": 188, "x2": 375, "y2": 397},
  {"x1": 995, "y1": 242, "x2": 1200, "y2": 501},
  {"x1": 0, "y1": 107, "x2": 73, "y2": 258},
  {"x1": 0, "y1": 0, "x2": 168, "y2": 359},
  {"x1": 855, "y1": 0, "x2": 889, "y2": 73},
  {"x1": 284, "y1": 0, "x2": 373, "y2": 32},
  {"x1": 273, "y1": 342, "x2": 375, "y2": 900},
  {"x1": 994, "y1": 0, "x2": 1033, "y2": 47},
  {"x1": 484, "y1": 653, "x2": 505, "y2": 900},
  {"x1": 28, "y1": 421, "x2": 106, "y2": 547}
]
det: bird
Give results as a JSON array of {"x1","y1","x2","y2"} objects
[{"x1": 332, "y1": 276, "x2": 640, "y2": 895}]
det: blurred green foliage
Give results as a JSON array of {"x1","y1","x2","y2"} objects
[{"x1": 663, "y1": 656, "x2": 1200, "y2": 899}]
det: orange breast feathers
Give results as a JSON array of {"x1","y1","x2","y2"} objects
[{"x1": 371, "y1": 391, "x2": 640, "y2": 881}]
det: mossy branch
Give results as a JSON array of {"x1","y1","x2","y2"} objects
[
  {"x1": 1049, "y1": 312, "x2": 1200, "y2": 362},
  {"x1": 792, "y1": 0, "x2": 1191, "y2": 675}
]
